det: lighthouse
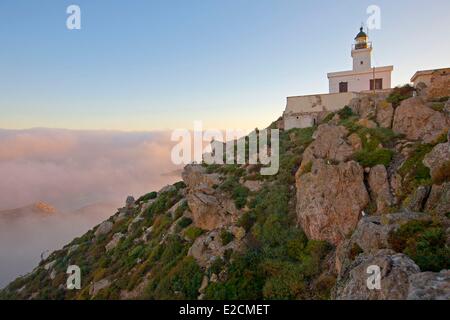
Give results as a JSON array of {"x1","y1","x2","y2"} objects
[{"x1": 327, "y1": 27, "x2": 393, "y2": 93}]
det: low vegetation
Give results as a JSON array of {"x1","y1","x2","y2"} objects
[{"x1": 388, "y1": 220, "x2": 450, "y2": 272}]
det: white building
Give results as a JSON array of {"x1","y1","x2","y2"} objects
[
  {"x1": 327, "y1": 27, "x2": 393, "y2": 93},
  {"x1": 410, "y1": 68, "x2": 450, "y2": 87},
  {"x1": 283, "y1": 28, "x2": 394, "y2": 130}
]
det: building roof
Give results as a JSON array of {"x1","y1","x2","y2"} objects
[
  {"x1": 355, "y1": 27, "x2": 367, "y2": 40},
  {"x1": 410, "y1": 68, "x2": 450, "y2": 82},
  {"x1": 327, "y1": 65, "x2": 394, "y2": 78}
]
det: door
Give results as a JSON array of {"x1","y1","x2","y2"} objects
[
  {"x1": 339, "y1": 82, "x2": 348, "y2": 93},
  {"x1": 370, "y1": 79, "x2": 383, "y2": 90}
]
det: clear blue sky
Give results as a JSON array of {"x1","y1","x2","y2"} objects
[{"x1": 1, "y1": 0, "x2": 449, "y2": 131}]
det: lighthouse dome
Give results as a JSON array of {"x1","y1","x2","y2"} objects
[{"x1": 355, "y1": 27, "x2": 368, "y2": 40}]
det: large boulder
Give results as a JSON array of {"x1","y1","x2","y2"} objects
[
  {"x1": 368, "y1": 165, "x2": 395, "y2": 214},
  {"x1": 407, "y1": 270, "x2": 450, "y2": 300},
  {"x1": 349, "y1": 96, "x2": 375, "y2": 119},
  {"x1": 296, "y1": 159, "x2": 369, "y2": 246},
  {"x1": 186, "y1": 192, "x2": 238, "y2": 231},
  {"x1": 89, "y1": 279, "x2": 111, "y2": 296},
  {"x1": 336, "y1": 212, "x2": 431, "y2": 274},
  {"x1": 405, "y1": 186, "x2": 431, "y2": 212},
  {"x1": 425, "y1": 182, "x2": 450, "y2": 216},
  {"x1": 423, "y1": 142, "x2": 450, "y2": 183},
  {"x1": 182, "y1": 165, "x2": 238, "y2": 231},
  {"x1": 299, "y1": 124, "x2": 356, "y2": 172},
  {"x1": 105, "y1": 232, "x2": 124, "y2": 252},
  {"x1": 376, "y1": 101, "x2": 394, "y2": 128},
  {"x1": 125, "y1": 196, "x2": 135, "y2": 208},
  {"x1": 392, "y1": 97, "x2": 449, "y2": 143},
  {"x1": 182, "y1": 164, "x2": 221, "y2": 189},
  {"x1": 94, "y1": 221, "x2": 113, "y2": 237},
  {"x1": 335, "y1": 249, "x2": 420, "y2": 300},
  {"x1": 444, "y1": 99, "x2": 450, "y2": 115},
  {"x1": 357, "y1": 118, "x2": 377, "y2": 129},
  {"x1": 188, "y1": 229, "x2": 246, "y2": 268}
]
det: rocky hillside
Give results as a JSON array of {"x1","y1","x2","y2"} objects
[{"x1": 1, "y1": 81, "x2": 449, "y2": 300}]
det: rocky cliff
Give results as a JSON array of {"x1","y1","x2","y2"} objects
[{"x1": 1, "y1": 83, "x2": 449, "y2": 300}]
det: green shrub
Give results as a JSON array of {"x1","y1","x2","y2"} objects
[
  {"x1": 184, "y1": 226, "x2": 203, "y2": 241},
  {"x1": 398, "y1": 143, "x2": 433, "y2": 194},
  {"x1": 321, "y1": 112, "x2": 335, "y2": 124},
  {"x1": 349, "y1": 243, "x2": 363, "y2": 260},
  {"x1": 337, "y1": 106, "x2": 354, "y2": 119},
  {"x1": 387, "y1": 84, "x2": 415, "y2": 107},
  {"x1": 432, "y1": 160, "x2": 450, "y2": 184},
  {"x1": 388, "y1": 220, "x2": 450, "y2": 272},
  {"x1": 219, "y1": 176, "x2": 249, "y2": 209},
  {"x1": 232, "y1": 185, "x2": 249, "y2": 209},
  {"x1": 144, "y1": 188, "x2": 181, "y2": 223},
  {"x1": 301, "y1": 161, "x2": 312, "y2": 175},
  {"x1": 286, "y1": 127, "x2": 316, "y2": 147},
  {"x1": 177, "y1": 217, "x2": 192, "y2": 229},
  {"x1": 204, "y1": 250, "x2": 265, "y2": 300},
  {"x1": 173, "y1": 200, "x2": 188, "y2": 220},
  {"x1": 220, "y1": 230, "x2": 234, "y2": 245},
  {"x1": 152, "y1": 256, "x2": 203, "y2": 300},
  {"x1": 261, "y1": 260, "x2": 307, "y2": 299},
  {"x1": 430, "y1": 102, "x2": 445, "y2": 112},
  {"x1": 359, "y1": 127, "x2": 398, "y2": 148},
  {"x1": 299, "y1": 240, "x2": 332, "y2": 278},
  {"x1": 354, "y1": 148, "x2": 393, "y2": 167},
  {"x1": 219, "y1": 176, "x2": 239, "y2": 193},
  {"x1": 237, "y1": 211, "x2": 256, "y2": 232},
  {"x1": 339, "y1": 116, "x2": 361, "y2": 133},
  {"x1": 136, "y1": 192, "x2": 157, "y2": 203},
  {"x1": 286, "y1": 232, "x2": 308, "y2": 260}
]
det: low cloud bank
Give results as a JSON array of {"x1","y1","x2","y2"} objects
[{"x1": 0, "y1": 128, "x2": 181, "y2": 287}]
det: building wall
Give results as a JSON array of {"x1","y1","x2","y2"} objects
[
  {"x1": 283, "y1": 92, "x2": 359, "y2": 130},
  {"x1": 412, "y1": 68, "x2": 450, "y2": 87},
  {"x1": 352, "y1": 48, "x2": 372, "y2": 71},
  {"x1": 328, "y1": 68, "x2": 392, "y2": 93},
  {"x1": 284, "y1": 113, "x2": 318, "y2": 130}
]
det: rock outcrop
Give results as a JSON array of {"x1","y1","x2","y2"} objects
[
  {"x1": 335, "y1": 249, "x2": 420, "y2": 300},
  {"x1": 425, "y1": 182, "x2": 450, "y2": 216},
  {"x1": 423, "y1": 142, "x2": 450, "y2": 183},
  {"x1": 105, "y1": 233, "x2": 124, "y2": 252},
  {"x1": 368, "y1": 165, "x2": 395, "y2": 214},
  {"x1": 407, "y1": 270, "x2": 450, "y2": 300},
  {"x1": 335, "y1": 245, "x2": 450, "y2": 300},
  {"x1": 296, "y1": 159, "x2": 369, "y2": 246},
  {"x1": 299, "y1": 124, "x2": 358, "y2": 172},
  {"x1": 183, "y1": 165, "x2": 239, "y2": 231},
  {"x1": 406, "y1": 186, "x2": 431, "y2": 212},
  {"x1": 392, "y1": 97, "x2": 449, "y2": 143},
  {"x1": 376, "y1": 101, "x2": 394, "y2": 128},
  {"x1": 188, "y1": 228, "x2": 246, "y2": 268},
  {"x1": 89, "y1": 279, "x2": 111, "y2": 296},
  {"x1": 335, "y1": 212, "x2": 431, "y2": 274},
  {"x1": 94, "y1": 221, "x2": 113, "y2": 237},
  {"x1": 349, "y1": 96, "x2": 375, "y2": 119}
]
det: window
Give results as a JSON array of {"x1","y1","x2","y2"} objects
[
  {"x1": 339, "y1": 82, "x2": 348, "y2": 93},
  {"x1": 370, "y1": 78, "x2": 383, "y2": 90}
]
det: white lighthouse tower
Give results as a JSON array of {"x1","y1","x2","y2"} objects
[
  {"x1": 327, "y1": 27, "x2": 393, "y2": 93},
  {"x1": 352, "y1": 27, "x2": 372, "y2": 71}
]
